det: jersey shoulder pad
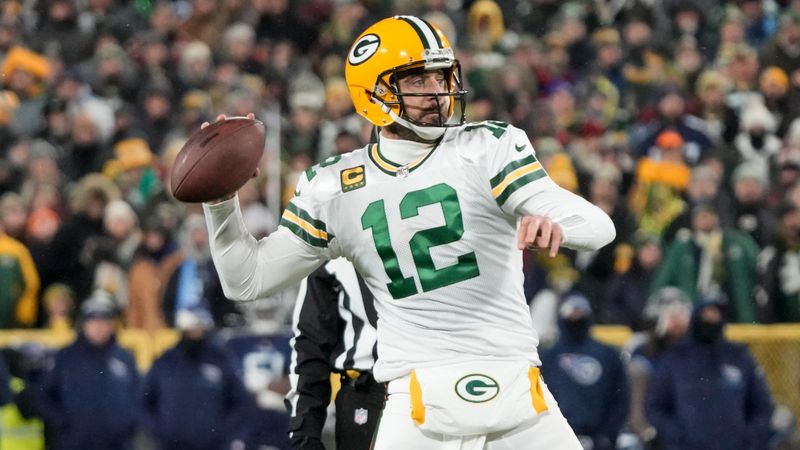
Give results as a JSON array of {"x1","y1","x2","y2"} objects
[
  {"x1": 295, "y1": 147, "x2": 369, "y2": 201},
  {"x1": 450, "y1": 121, "x2": 528, "y2": 157}
]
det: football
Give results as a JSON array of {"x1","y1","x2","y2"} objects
[{"x1": 170, "y1": 117, "x2": 265, "y2": 203}]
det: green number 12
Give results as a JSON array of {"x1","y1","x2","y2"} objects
[{"x1": 361, "y1": 183, "x2": 480, "y2": 299}]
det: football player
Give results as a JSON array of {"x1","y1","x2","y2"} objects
[{"x1": 203, "y1": 16, "x2": 615, "y2": 449}]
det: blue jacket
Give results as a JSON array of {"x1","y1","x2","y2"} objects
[
  {"x1": 141, "y1": 337, "x2": 253, "y2": 450},
  {"x1": 38, "y1": 334, "x2": 140, "y2": 450},
  {"x1": 540, "y1": 335, "x2": 629, "y2": 447},
  {"x1": 646, "y1": 338, "x2": 774, "y2": 450}
]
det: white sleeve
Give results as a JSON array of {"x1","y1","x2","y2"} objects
[
  {"x1": 203, "y1": 195, "x2": 325, "y2": 301},
  {"x1": 515, "y1": 177, "x2": 616, "y2": 251},
  {"x1": 482, "y1": 125, "x2": 614, "y2": 251}
]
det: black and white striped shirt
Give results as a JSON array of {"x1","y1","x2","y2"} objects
[{"x1": 285, "y1": 258, "x2": 378, "y2": 446}]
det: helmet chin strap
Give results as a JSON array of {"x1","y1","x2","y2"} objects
[{"x1": 384, "y1": 106, "x2": 446, "y2": 141}]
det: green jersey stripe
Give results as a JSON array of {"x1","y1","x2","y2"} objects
[
  {"x1": 490, "y1": 154, "x2": 538, "y2": 188},
  {"x1": 281, "y1": 217, "x2": 329, "y2": 248},
  {"x1": 286, "y1": 202, "x2": 328, "y2": 233},
  {"x1": 495, "y1": 169, "x2": 548, "y2": 206}
]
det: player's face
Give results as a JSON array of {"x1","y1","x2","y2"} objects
[{"x1": 397, "y1": 69, "x2": 450, "y2": 125}]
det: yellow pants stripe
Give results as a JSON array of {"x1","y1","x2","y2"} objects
[
  {"x1": 410, "y1": 370, "x2": 425, "y2": 425},
  {"x1": 528, "y1": 367, "x2": 549, "y2": 414}
]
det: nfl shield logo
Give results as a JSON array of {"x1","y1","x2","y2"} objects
[{"x1": 354, "y1": 408, "x2": 369, "y2": 425}]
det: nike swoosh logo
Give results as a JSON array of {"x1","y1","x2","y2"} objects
[{"x1": 515, "y1": 144, "x2": 527, "y2": 152}]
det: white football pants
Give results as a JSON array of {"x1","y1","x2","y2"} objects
[{"x1": 372, "y1": 374, "x2": 583, "y2": 450}]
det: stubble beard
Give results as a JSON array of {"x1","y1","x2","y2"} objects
[{"x1": 384, "y1": 122, "x2": 439, "y2": 144}]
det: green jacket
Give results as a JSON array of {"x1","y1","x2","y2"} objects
[
  {"x1": 651, "y1": 229, "x2": 760, "y2": 323},
  {"x1": 0, "y1": 235, "x2": 40, "y2": 328}
]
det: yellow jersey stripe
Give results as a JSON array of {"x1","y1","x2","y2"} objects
[
  {"x1": 371, "y1": 145, "x2": 397, "y2": 172},
  {"x1": 282, "y1": 210, "x2": 329, "y2": 240},
  {"x1": 491, "y1": 162, "x2": 543, "y2": 198}
]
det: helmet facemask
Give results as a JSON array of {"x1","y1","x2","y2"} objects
[{"x1": 373, "y1": 54, "x2": 467, "y2": 129}]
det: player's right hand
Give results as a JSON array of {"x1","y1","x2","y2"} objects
[
  {"x1": 517, "y1": 215, "x2": 563, "y2": 257},
  {"x1": 202, "y1": 113, "x2": 260, "y2": 204}
]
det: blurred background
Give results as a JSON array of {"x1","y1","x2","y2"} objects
[{"x1": 1, "y1": 0, "x2": 800, "y2": 449}]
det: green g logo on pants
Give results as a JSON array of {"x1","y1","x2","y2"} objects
[{"x1": 455, "y1": 374, "x2": 499, "y2": 403}]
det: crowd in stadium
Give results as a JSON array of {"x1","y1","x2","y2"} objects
[{"x1": 1, "y1": 0, "x2": 800, "y2": 448}]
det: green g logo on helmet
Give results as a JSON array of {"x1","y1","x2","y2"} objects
[
  {"x1": 454, "y1": 374, "x2": 499, "y2": 403},
  {"x1": 348, "y1": 34, "x2": 380, "y2": 66}
]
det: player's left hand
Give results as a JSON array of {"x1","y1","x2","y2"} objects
[{"x1": 517, "y1": 215, "x2": 563, "y2": 257}]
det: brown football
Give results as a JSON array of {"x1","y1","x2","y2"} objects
[{"x1": 170, "y1": 117, "x2": 265, "y2": 203}]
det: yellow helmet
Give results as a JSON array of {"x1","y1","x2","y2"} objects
[{"x1": 345, "y1": 15, "x2": 467, "y2": 128}]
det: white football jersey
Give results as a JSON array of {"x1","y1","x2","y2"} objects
[{"x1": 281, "y1": 121, "x2": 554, "y2": 381}]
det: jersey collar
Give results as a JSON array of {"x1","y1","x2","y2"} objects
[{"x1": 367, "y1": 139, "x2": 441, "y2": 177}]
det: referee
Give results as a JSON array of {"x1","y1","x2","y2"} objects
[{"x1": 285, "y1": 258, "x2": 385, "y2": 450}]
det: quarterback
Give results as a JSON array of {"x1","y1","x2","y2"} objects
[{"x1": 204, "y1": 16, "x2": 614, "y2": 449}]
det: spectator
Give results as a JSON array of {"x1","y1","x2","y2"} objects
[
  {"x1": 139, "y1": 85, "x2": 174, "y2": 154},
  {"x1": 89, "y1": 199, "x2": 139, "y2": 309},
  {"x1": 0, "y1": 195, "x2": 39, "y2": 328},
  {"x1": 51, "y1": 70, "x2": 115, "y2": 144},
  {"x1": 720, "y1": 44, "x2": 763, "y2": 113},
  {"x1": 126, "y1": 216, "x2": 181, "y2": 331},
  {"x1": 162, "y1": 213, "x2": 243, "y2": 328},
  {"x1": 62, "y1": 113, "x2": 109, "y2": 181},
  {"x1": 624, "y1": 286, "x2": 692, "y2": 448},
  {"x1": 629, "y1": 130, "x2": 691, "y2": 238},
  {"x1": 101, "y1": 199, "x2": 142, "y2": 271},
  {"x1": 575, "y1": 165, "x2": 637, "y2": 308},
  {"x1": 662, "y1": 164, "x2": 734, "y2": 245},
  {"x1": 83, "y1": 41, "x2": 141, "y2": 106},
  {"x1": 50, "y1": 173, "x2": 119, "y2": 303},
  {"x1": 141, "y1": 308, "x2": 252, "y2": 450},
  {"x1": 540, "y1": 296, "x2": 629, "y2": 450},
  {"x1": 761, "y1": 11, "x2": 800, "y2": 78},
  {"x1": 33, "y1": 0, "x2": 94, "y2": 66},
  {"x1": 739, "y1": 0, "x2": 779, "y2": 50},
  {"x1": 652, "y1": 203, "x2": 760, "y2": 323},
  {"x1": 645, "y1": 299, "x2": 774, "y2": 450},
  {"x1": 758, "y1": 204, "x2": 800, "y2": 322},
  {"x1": 730, "y1": 161, "x2": 777, "y2": 246},
  {"x1": 728, "y1": 99, "x2": 782, "y2": 183},
  {"x1": 238, "y1": 177, "x2": 278, "y2": 240},
  {"x1": 529, "y1": 263, "x2": 583, "y2": 348},
  {"x1": 175, "y1": 41, "x2": 214, "y2": 95},
  {"x1": 41, "y1": 283, "x2": 75, "y2": 332},
  {"x1": 38, "y1": 293, "x2": 140, "y2": 450},
  {"x1": 532, "y1": 137, "x2": 579, "y2": 193},
  {"x1": 603, "y1": 237, "x2": 663, "y2": 329},
  {"x1": 591, "y1": 28, "x2": 625, "y2": 96},
  {"x1": 180, "y1": 0, "x2": 229, "y2": 50},
  {"x1": 1, "y1": 342, "x2": 47, "y2": 449},
  {"x1": 758, "y1": 66, "x2": 797, "y2": 137},
  {"x1": 636, "y1": 88, "x2": 713, "y2": 166},
  {"x1": 766, "y1": 155, "x2": 800, "y2": 208},
  {"x1": 693, "y1": 69, "x2": 739, "y2": 146},
  {"x1": 620, "y1": 11, "x2": 667, "y2": 109},
  {"x1": 2, "y1": 47, "x2": 52, "y2": 138}
]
